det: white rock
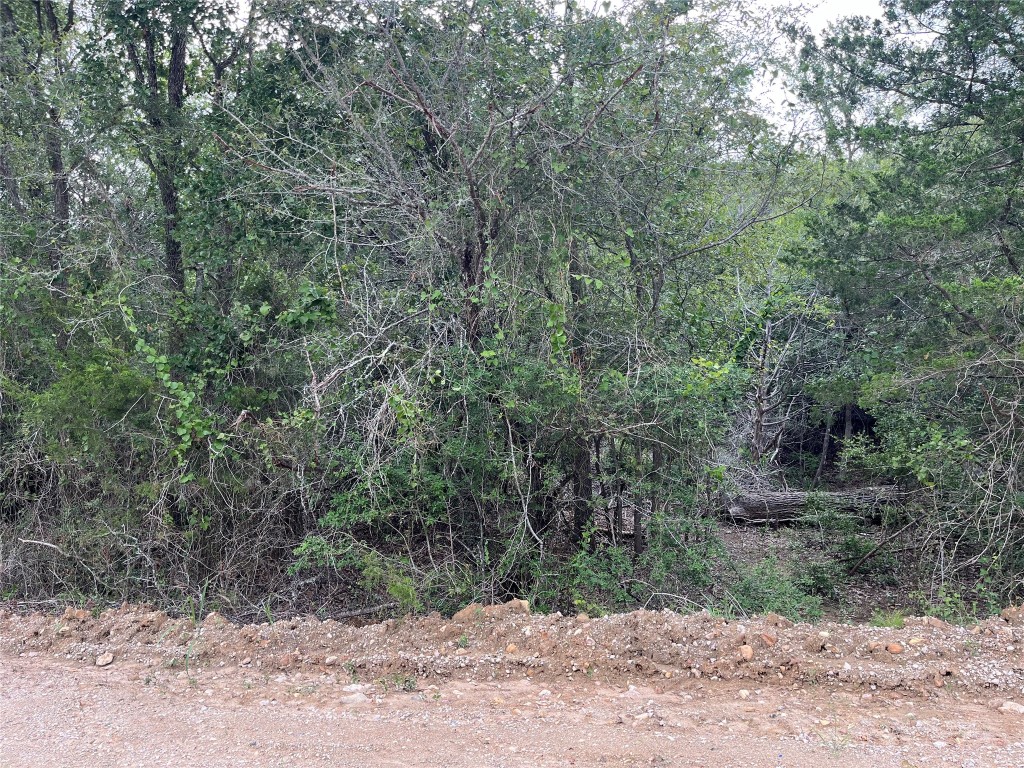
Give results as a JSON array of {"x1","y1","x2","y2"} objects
[
  {"x1": 95, "y1": 652, "x2": 114, "y2": 667},
  {"x1": 999, "y1": 701, "x2": 1024, "y2": 715},
  {"x1": 340, "y1": 692, "x2": 370, "y2": 706}
]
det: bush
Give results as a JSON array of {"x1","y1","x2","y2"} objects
[{"x1": 726, "y1": 557, "x2": 822, "y2": 622}]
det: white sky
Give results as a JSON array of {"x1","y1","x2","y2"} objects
[
  {"x1": 789, "y1": 0, "x2": 883, "y2": 33},
  {"x1": 753, "y1": 0, "x2": 885, "y2": 121}
]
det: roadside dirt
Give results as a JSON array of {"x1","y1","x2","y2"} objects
[{"x1": 2, "y1": 602, "x2": 1024, "y2": 766}]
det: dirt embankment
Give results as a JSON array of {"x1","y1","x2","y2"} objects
[
  {"x1": 3, "y1": 601, "x2": 1023, "y2": 695},
  {"x1": 2, "y1": 602, "x2": 1024, "y2": 767}
]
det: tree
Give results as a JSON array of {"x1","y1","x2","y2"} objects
[
  {"x1": 796, "y1": 0, "x2": 1024, "y2": 594},
  {"x1": 0, "y1": 1, "x2": 74, "y2": 286},
  {"x1": 228, "y1": 0, "x2": 802, "y2": 606}
]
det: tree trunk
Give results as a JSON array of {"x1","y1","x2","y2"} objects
[
  {"x1": 813, "y1": 410, "x2": 834, "y2": 486},
  {"x1": 154, "y1": 165, "x2": 184, "y2": 290},
  {"x1": 839, "y1": 403, "x2": 854, "y2": 480},
  {"x1": 726, "y1": 486, "x2": 900, "y2": 524},
  {"x1": 570, "y1": 434, "x2": 593, "y2": 546},
  {"x1": 612, "y1": 438, "x2": 623, "y2": 543},
  {"x1": 45, "y1": 106, "x2": 68, "y2": 283}
]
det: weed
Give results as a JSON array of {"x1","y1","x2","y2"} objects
[
  {"x1": 796, "y1": 560, "x2": 846, "y2": 599},
  {"x1": 911, "y1": 587, "x2": 982, "y2": 625},
  {"x1": 343, "y1": 661, "x2": 358, "y2": 681},
  {"x1": 456, "y1": 633, "x2": 469, "y2": 649},
  {"x1": 726, "y1": 556, "x2": 822, "y2": 622},
  {"x1": 869, "y1": 609, "x2": 905, "y2": 628},
  {"x1": 377, "y1": 673, "x2": 417, "y2": 692}
]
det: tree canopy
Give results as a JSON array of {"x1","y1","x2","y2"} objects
[{"x1": 0, "y1": 0, "x2": 1021, "y2": 619}]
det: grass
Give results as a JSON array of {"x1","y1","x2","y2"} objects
[{"x1": 869, "y1": 609, "x2": 906, "y2": 628}]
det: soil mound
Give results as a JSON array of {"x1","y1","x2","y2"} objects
[{"x1": 2, "y1": 601, "x2": 1022, "y2": 696}]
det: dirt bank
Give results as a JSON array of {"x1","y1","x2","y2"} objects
[{"x1": 2, "y1": 603, "x2": 1023, "y2": 766}]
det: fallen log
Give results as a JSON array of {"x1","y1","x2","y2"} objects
[{"x1": 726, "y1": 486, "x2": 900, "y2": 524}]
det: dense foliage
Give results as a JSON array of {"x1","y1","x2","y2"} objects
[{"x1": 0, "y1": 0, "x2": 1020, "y2": 619}]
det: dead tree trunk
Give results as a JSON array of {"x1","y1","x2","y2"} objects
[{"x1": 726, "y1": 486, "x2": 900, "y2": 524}]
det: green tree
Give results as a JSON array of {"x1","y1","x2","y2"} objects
[{"x1": 797, "y1": 0, "x2": 1024, "y2": 595}]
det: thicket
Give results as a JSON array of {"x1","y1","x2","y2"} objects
[{"x1": 1, "y1": 0, "x2": 1021, "y2": 620}]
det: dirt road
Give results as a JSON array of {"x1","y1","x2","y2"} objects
[{"x1": 1, "y1": 603, "x2": 1023, "y2": 767}]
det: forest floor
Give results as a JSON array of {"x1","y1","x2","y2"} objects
[{"x1": 2, "y1": 602, "x2": 1024, "y2": 767}]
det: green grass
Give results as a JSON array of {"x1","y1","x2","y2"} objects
[{"x1": 869, "y1": 609, "x2": 905, "y2": 628}]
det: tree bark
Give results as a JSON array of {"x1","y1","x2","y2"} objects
[
  {"x1": 570, "y1": 434, "x2": 593, "y2": 546},
  {"x1": 813, "y1": 410, "x2": 834, "y2": 486},
  {"x1": 44, "y1": 105, "x2": 68, "y2": 283},
  {"x1": 726, "y1": 486, "x2": 900, "y2": 524}
]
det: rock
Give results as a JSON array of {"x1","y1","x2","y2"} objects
[
  {"x1": 1000, "y1": 701, "x2": 1024, "y2": 715},
  {"x1": 759, "y1": 632, "x2": 778, "y2": 647},
  {"x1": 95, "y1": 652, "x2": 114, "y2": 667},
  {"x1": 483, "y1": 599, "x2": 531, "y2": 620},
  {"x1": 803, "y1": 636, "x2": 826, "y2": 653},
  {"x1": 452, "y1": 603, "x2": 484, "y2": 624},
  {"x1": 324, "y1": 655, "x2": 338, "y2": 666},
  {"x1": 764, "y1": 613, "x2": 794, "y2": 629},
  {"x1": 738, "y1": 689, "x2": 750, "y2": 700},
  {"x1": 340, "y1": 692, "x2": 370, "y2": 706},
  {"x1": 908, "y1": 638, "x2": 925, "y2": 647},
  {"x1": 508, "y1": 598, "x2": 530, "y2": 614},
  {"x1": 1000, "y1": 606, "x2": 1024, "y2": 626},
  {"x1": 738, "y1": 645, "x2": 754, "y2": 662},
  {"x1": 576, "y1": 613, "x2": 590, "y2": 623},
  {"x1": 926, "y1": 616, "x2": 951, "y2": 630},
  {"x1": 886, "y1": 643, "x2": 904, "y2": 655},
  {"x1": 202, "y1": 611, "x2": 230, "y2": 629},
  {"x1": 505, "y1": 643, "x2": 518, "y2": 654},
  {"x1": 239, "y1": 657, "x2": 252, "y2": 666}
]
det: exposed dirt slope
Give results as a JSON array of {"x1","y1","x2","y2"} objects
[{"x1": 2, "y1": 603, "x2": 1024, "y2": 766}]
